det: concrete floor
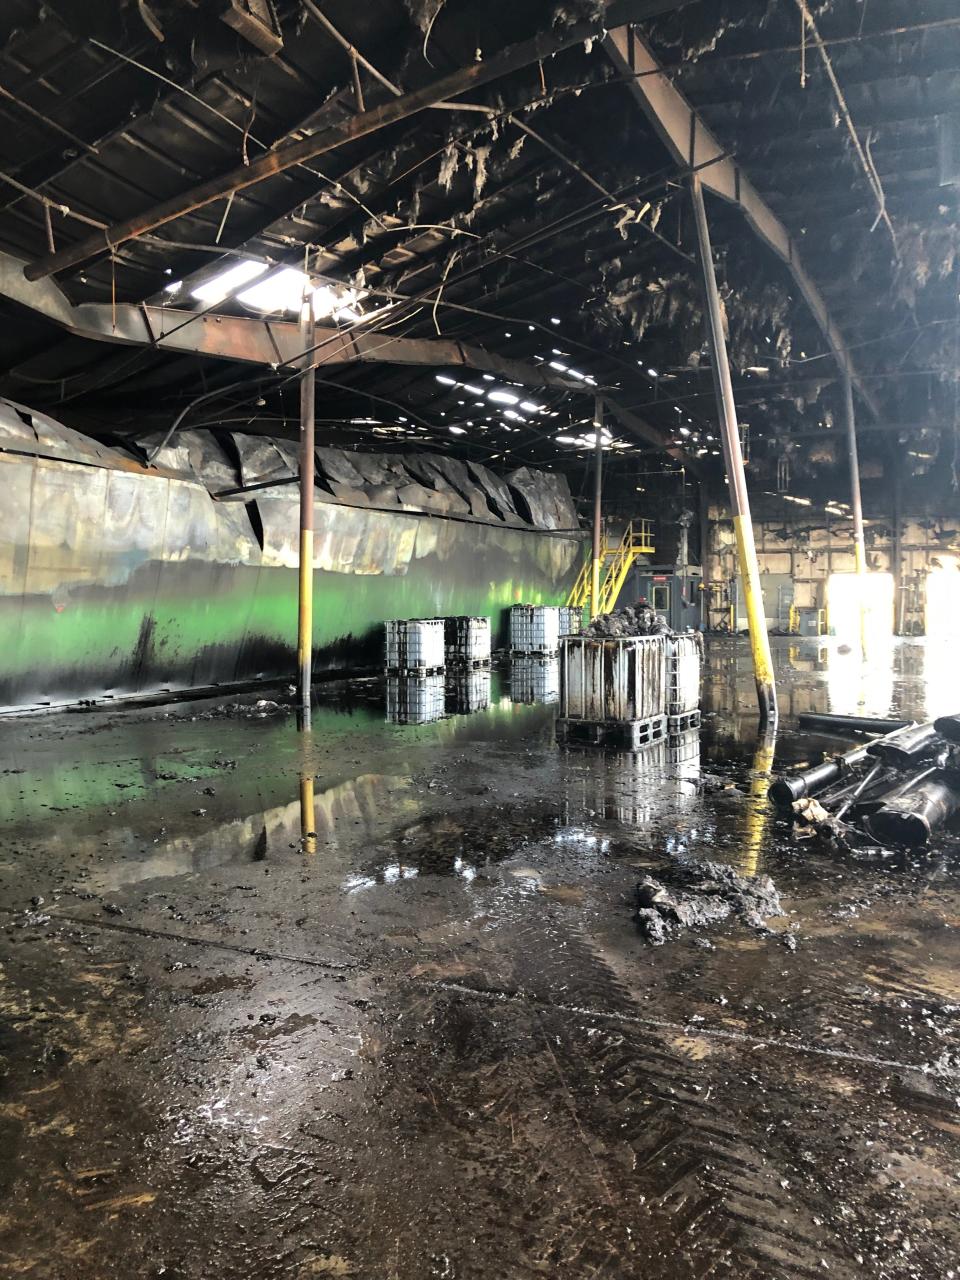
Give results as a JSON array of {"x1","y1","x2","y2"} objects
[{"x1": 1, "y1": 637, "x2": 959, "y2": 1279}]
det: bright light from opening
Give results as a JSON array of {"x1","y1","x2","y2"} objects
[
  {"x1": 827, "y1": 572, "x2": 893, "y2": 641},
  {"x1": 519, "y1": 400, "x2": 542, "y2": 413},
  {"x1": 241, "y1": 267, "x2": 309, "y2": 312},
  {"x1": 449, "y1": 425, "x2": 466, "y2": 435},
  {"x1": 232, "y1": 266, "x2": 364, "y2": 317},
  {"x1": 926, "y1": 558, "x2": 960, "y2": 639},
  {"x1": 191, "y1": 260, "x2": 267, "y2": 303},
  {"x1": 436, "y1": 374, "x2": 457, "y2": 385},
  {"x1": 488, "y1": 389, "x2": 520, "y2": 404}
]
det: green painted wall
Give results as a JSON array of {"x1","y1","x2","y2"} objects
[{"x1": 0, "y1": 453, "x2": 582, "y2": 708}]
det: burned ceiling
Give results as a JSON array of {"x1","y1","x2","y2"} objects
[{"x1": 0, "y1": 0, "x2": 958, "y2": 508}]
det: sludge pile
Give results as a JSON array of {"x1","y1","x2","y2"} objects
[
  {"x1": 580, "y1": 602, "x2": 674, "y2": 638},
  {"x1": 635, "y1": 858, "x2": 784, "y2": 946},
  {"x1": 770, "y1": 714, "x2": 960, "y2": 850}
]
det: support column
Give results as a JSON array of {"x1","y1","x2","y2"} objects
[
  {"x1": 892, "y1": 460, "x2": 904, "y2": 635},
  {"x1": 697, "y1": 479, "x2": 710, "y2": 630},
  {"x1": 842, "y1": 373, "x2": 867, "y2": 574},
  {"x1": 690, "y1": 175, "x2": 777, "y2": 726},
  {"x1": 297, "y1": 295, "x2": 316, "y2": 724},
  {"x1": 591, "y1": 395, "x2": 604, "y2": 620}
]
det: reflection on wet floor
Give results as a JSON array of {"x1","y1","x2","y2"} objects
[
  {"x1": 705, "y1": 633, "x2": 960, "y2": 723},
  {"x1": 386, "y1": 672, "x2": 446, "y2": 723},
  {"x1": 385, "y1": 659, "x2": 559, "y2": 723},
  {"x1": 386, "y1": 668, "x2": 493, "y2": 722},
  {"x1": 509, "y1": 655, "x2": 559, "y2": 704},
  {"x1": 4, "y1": 636, "x2": 960, "y2": 892},
  {"x1": 2, "y1": 636, "x2": 959, "y2": 1279}
]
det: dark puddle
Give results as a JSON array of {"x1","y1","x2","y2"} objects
[{"x1": 2, "y1": 638, "x2": 960, "y2": 1279}]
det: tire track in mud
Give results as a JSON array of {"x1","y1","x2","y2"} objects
[
  {"x1": 557, "y1": 1024, "x2": 856, "y2": 1280},
  {"x1": 390, "y1": 897, "x2": 862, "y2": 1280},
  {"x1": 396, "y1": 883, "x2": 960, "y2": 1280},
  {"x1": 391, "y1": 983, "x2": 863, "y2": 1280}
]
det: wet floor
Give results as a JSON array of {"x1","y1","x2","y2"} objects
[{"x1": 1, "y1": 637, "x2": 958, "y2": 1278}]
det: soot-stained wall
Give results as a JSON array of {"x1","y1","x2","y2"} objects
[{"x1": 0, "y1": 400, "x2": 583, "y2": 709}]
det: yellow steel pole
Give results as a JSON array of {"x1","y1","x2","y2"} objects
[
  {"x1": 297, "y1": 293, "x2": 316, "y2": 726},
  {"x1": 590, "y1": 395, "x2": 603, "y2": 619},
  {"x1": 299, "y1": 772, "x2": 317, "y2": 855},
  {"x1": 740, "y1": 725, "x2": 777, "y2": 878},
  {"x1": 691, "y1": 175, "x2": 777, "y2": 726}
]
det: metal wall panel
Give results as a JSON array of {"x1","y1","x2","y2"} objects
[{"x1": 0, "y1": 448, "x2": 582, "y2": 710}]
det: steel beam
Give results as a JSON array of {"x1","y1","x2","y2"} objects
[
  {"x1": 0, "y1": 248, "x2": 587, "y2": 381},
  {"x1": 0, "y1": 250, "x2": 692, "y2": 465},
  {"x1": 604, "y1": 26, "x2": 880, "y2": 420},
  {"x1": 0, "y1": 249, "x2": 575, "y2": 379},
  {"x1": 842, "y1": 372, "x2": 867, "y2": 573},
  {"x1": 298, "y1": 296, "x2": 316, "y2": 722},
  {"x1": 591, "y1": 396, "x2": 604, "y2": 620}
]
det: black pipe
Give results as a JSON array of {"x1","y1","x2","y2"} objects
[
  {"x1": 768, "y1": 743, "x2": 871, "y2": 807},
  {"x1": 835, "y1": 760, "x2": 884, "y2": 820},
  {"x1": 849, "y1": 764, "x2": 939, "y2": 817},
  {"x1": 933, "y1": 714, "x2": 960, "y2": 745},
  {"x1": 797, "y1": 713, "x2": 908, "y2": 735},
  {"x1": 866, "y1": 722, "x2": 938, "y2": 768},
  {"x1": 866, "y1": 772, "x2": 960, "y2": 848}
]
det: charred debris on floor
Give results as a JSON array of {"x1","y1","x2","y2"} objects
[
  {"x1": 770, "y1": 713, "x2": 960, "y2": 853},
  {"x1": 634, "y1": 856, "x2": 786, "y2": 947}
]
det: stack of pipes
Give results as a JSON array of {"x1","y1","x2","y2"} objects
[{"x1": 769, "y1": 714, "x2": 960, "y2": 849}]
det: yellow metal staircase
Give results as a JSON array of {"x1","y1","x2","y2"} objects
[{"x1": 567, "y1": 519, "x2": 655, "y2": 616}]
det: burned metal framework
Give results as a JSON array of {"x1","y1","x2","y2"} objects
[{"x1": 0, "y1": 0, "x2": 954, "y2": 508}]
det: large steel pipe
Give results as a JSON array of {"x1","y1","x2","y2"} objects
[
  {"x1": 867, "y1": 772, "x2": 960, "y2": 848},
  {"x1": 768, "y1": 743, "x2": 871, "y2": 807},
  {"x1": 866, "y1": 722, "x2": 938, "y2": 768},
  {"x1": 933, "y1": 714, "x2": 960, "y2": 744},
  {"x1": 797, "y1": 712, "x2": 908, "y2": 735}
]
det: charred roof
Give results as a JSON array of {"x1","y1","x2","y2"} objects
[{"x1": 0, "y1": 0, "x2": 957, "y2": 508}]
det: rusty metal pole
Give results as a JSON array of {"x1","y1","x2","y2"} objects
[
  {"x1": 297, "y1": 293, "x2": 316, "y2": 725},
  {"x1": 690, "y1": 174, "x2": 777, "y2": 727},
  {"x1": 842, "y1": 373, "x2": 867, "y2": 574},
  {"x1": 591, "y1": 395, "x2": 604, "y2": 620}
]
